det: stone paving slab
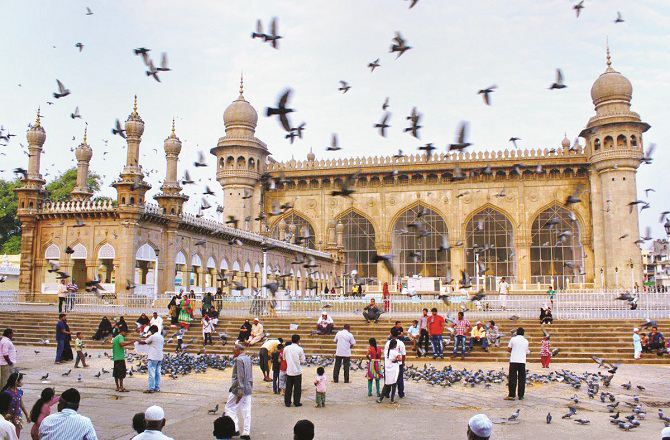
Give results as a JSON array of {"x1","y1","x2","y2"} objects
[{"x1": 12, "y1": 346, "x2": 669, "y2": 439}]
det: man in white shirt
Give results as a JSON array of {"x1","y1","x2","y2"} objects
[
  {"x1": 333, "y1": 324, "x2": 356, "y2": 383},
  {"x1": 149, "y1": 312, "x2": 163, "y2": 334},
  {"x1": 57, "y1": 279, "x2": 68, "y2": 313},
  {"x1": 246, "y1": 318, "x2": 265, "y2": 346},
  {"x1": 138, "y1": 325, "x2": 164, "y2": 394},
  {"x1": 132, "y1": 405, "x2": 173, "y2": 440},
  {"x1": 315, "y1": 312, "x2": 334, "y2": 335},
  {"x1": 0, "y1": 392, "x2": 18, "y2": 440},
  {"x1": 0, "y1": 329, "x2": 16, "y2": 389},
  {"x1": 384, "y1": 327, "x2": 407, "y2": 398},
  {"x1": 283, "y1": 334, "x2": 306, "y2": 407},
  {"x1": 505, "y1": 327, "x2": 530, "y2": 401},
  {"x1": 498, "y1": 277, "x2": 510, "y2": 310},
  {"x1": 39, "y1": 388, "x2": 98, "y2": 440}
]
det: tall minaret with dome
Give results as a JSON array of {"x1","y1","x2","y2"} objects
[
  {"x1": 211, "y1": 77, "x2": 269, "y2": 232},
  {"x1": 580, "y1": 44, "x2": 650, "y2": 288}
]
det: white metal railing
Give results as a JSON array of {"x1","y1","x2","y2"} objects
[
  {"x1": 22, "y1": 290, "x2": 668, "y2": 320},
  {"x1": 0, "y1": 291, "x2": 19, "y2": 311}
]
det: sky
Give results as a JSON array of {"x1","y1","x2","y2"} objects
[{"x1": 1, "y1": 0, "x2": 669, "y2": 239}]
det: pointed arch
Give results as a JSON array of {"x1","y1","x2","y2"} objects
[
  {"x1": 175, "y1": 251, "x2": 187, "y2": 266},
  {"x1": 390, "y1": 202, "x2": 450, "y2": 277},
  {"x1": 336, "y1": 209, "x2": 378, "y2": 279},
  {"x1": 206, "y1": 256, "x2": 216, "y2": 269},
  {"x1": 44, "y1": 243, "x2": 60, "y2": 260},
  {"x1": 135, "y1": 243, "x2": 156, "y2": 261},
  {"x1": 220, "y1": 257, "x2": 229, "y2": 271},
  {"x1": 71, "y1": 243, "x2": 88, "y2": 259},
  {"x1": 388, "y1": 200, "x2": 449, "y2": 232},
  {"x1": 270, "y1": 210, "x2": 316, "y2": 249},
  {"x1": 253, "y1": 263, "x2": 261, "y2": 274},
  {"x1": 97, "y1": 243, "x2": 116, "y2": 259},
  {"x1": 191, "y1": 253, "x2": 202, "y2": 267},
  {"x1": 232, "y1": 260, "x2": 241, "y2": 272},
  {"x1": 243, "y1": 261, "x2": 252, "y2": 273},
  {"x1": 529, "y1": 203, "x2": 585, "y2": 288},
  {"x1": 335, "y1": 207, "x2": 381, "y2": 239},
  {"x1": 465, "y1": 205, "x2": 516, "y2": 286}
]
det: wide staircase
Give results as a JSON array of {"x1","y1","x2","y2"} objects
[{"x1": 0, "y1": 311, "x2": 667, "y2": 364}]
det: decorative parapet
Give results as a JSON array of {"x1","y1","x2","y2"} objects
[
  {"x1": 178, "y1": 212, "x2": 331, "y2": 259},
  {"x1": 40, "y1": 199, "x2": 116, "y2": 213},
  {"x1": 266, "y1": 147, "x2": 586, "y2": 172},
  {"x1": 143, "y1": 203, "x2": 164, "y2": 215}
]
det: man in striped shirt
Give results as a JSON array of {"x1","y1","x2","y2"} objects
[
  {"x1": 39, "y1": 388, "x2": 97, "y2": 439},
  {"x1": 451, "y1": 312, "x2": 471, "y2": 360}
]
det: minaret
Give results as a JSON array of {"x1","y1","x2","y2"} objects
[
  {"x1": 210, "y1": 76, "x2": 269, "y2": 231},
  {"x1": 14, "y1": 110, "x2": 48, "y2": 296},
  {"x1": 112, "y1": 96, "x2": 152, "y2": 207},
  {"x1": 71, "y1": 127, "x2": 93, "y2": 200},
  {"x1": 580, "y1": 44, "x2": 650, "y2": 289},
  {"x1": 155, "y1": 119, "x2": 189, "y2": 215}
]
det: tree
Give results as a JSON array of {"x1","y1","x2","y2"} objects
[
  {"x1": 0, "y1": 168, "x2": 104, "y2": 253},
  {"x1": 0, "y1": 179, "x2": 22, "y2": 252},
  {"x1": 45, "y1": 168, "x2": 103, "y2": 202}
]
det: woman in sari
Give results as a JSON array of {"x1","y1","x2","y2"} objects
[
  {"x1": 93, "y1": 316, "x2": 113, "y2": 341},
  {"x1": 366, "y1": 337, "x2": 383, "y2": 397},
  {"x1": 382, "y1": 282, "x2": 390, "y2": 312},
  {"x1": 178, "y1": 296, "x2": 194, "y2": 330},
  {"x1": 168, "y1": 293, "x2": 181, "y2": 327}
]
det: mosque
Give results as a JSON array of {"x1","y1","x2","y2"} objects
[{"x1": 14, "y1": 49, "x2": 648, "y2": 301}]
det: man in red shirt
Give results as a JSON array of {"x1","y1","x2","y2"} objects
[
  {"x1": 451, "y1": 311, "x2": 472, "y2": 360},
  {"x1": 427, "y1": 308, "x2": 445, "y2": 359}
]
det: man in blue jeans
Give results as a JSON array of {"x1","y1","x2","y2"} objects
[
  {"x1": 427, "y1": 308, "x2": 445, "y2": 359},
  {"x1": 138, "y1": 325, "x2": 164, "y2": 393},
  {"x1": 55, "y1": 314, "x2": 71, "y2": 364},
  {"x1": 450, "y1": 312, "x2": 471, "y2": 360}
]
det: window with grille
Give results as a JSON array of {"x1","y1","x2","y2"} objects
[{"x1": 466, "y1": 207, "x2": 516, "y2": 285}]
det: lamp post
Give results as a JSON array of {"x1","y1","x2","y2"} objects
[
  {"x1": 615, "y1": 266, "x2": 619, "y2": 291},
  {"x1": 629, "y1": 258, "x2": 635, "y2": 292},
  {"x1": 261, "y1": 240, "x2": 268, "y2": 298},
  {"x1": 153, "y1": 249, "x2": 160, "y2": 307}
]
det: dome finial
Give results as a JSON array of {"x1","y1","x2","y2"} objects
[
  {"x1": 171, "y1": 117, "x2": 176, "y2": 136},
  {"x1": 606, "y1": 38, "x2": 612, "y2": 69},
  {"x1": 239, "y1": 72, "x2": 244, "y2": 98},
  {"x1": 133, "y1": 95, "x2": 138, "y2": 116},
  {"x1": 83, "y1": 124, "x2": 88, "y2": 144},
  {"x1": 35, "y1": 107, "x2": 41, "y2": 127}
]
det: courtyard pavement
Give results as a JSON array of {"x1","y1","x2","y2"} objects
[{"x1": 11, "y1": 347, "x2": 669, "y2": 439}]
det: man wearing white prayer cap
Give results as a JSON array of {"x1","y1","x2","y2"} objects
[
  {"x1": 132, "y1": 405, "x2": 173, "y2": 439},
  {"x1": 467, "y1": 414, "x2": 492, "y2": 440},
  {"x1": 662, "y1": 425, "x2": 670, "y2": 440}
]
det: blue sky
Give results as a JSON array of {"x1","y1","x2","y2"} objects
[{"x1": 1, "y1": 0, "x2": 669, "y2": 238}]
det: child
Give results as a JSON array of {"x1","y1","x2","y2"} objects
[
  {"x1": 278, "y1": 344, "x2": 288, "y2": 396},
  {"x1": 633, "y1": 328, "x2": 642, "y2": 360},
  {"x1": 1, "y1": 372, "x2": 29, "y2": 438},
  {"x1": 74, "y1": 332, "x2": 88, "y2": 368},
  {"x1": 271, "y1": 343, "x2": 283, "y2": 394},
  {"x1": 29, "y1": 387, "x2": 59, "y2": 440},
  {"x1": 202, "y1": 315, "x2": 214, "y2": 346},
  {"x1": 176, "y1": 329, "x2": 184, "y2": 353},
  {"x1": 314, "y1": 366, "x2": 327, "y2": 408},
  {"x1": 540, "y1": 335, "x2": 551, "y2": 368},
  {"x1": 366, "y1": 337, "x2": 383, "y2": 397}
]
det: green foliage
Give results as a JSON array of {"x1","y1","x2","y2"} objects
[
  {"x1": 0, "y1": 179, "x2": 22, "y2": 248},
  {"x1": 2, "y1": 235, "x2": 21, "y2": 254},
  {"x1": 45, "y1": 168, "x2": 102, "y2": 203},
  {"x1": 0, "y1": 168, "x2": 104, "y2": 252}
]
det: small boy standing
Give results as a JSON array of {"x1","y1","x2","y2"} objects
[
  {"x1": 314, "y1": 366, "x2": 327, "y2": 408},
  {"x1": 540, "y1": 334, "x2": 551, "y2": 368},
  {"x1": 278, "y1": 344, "x2": 288, "y2": 396},
  {"x1": 74, "y1": 332, "x2": 88, "y2": 368},
  {"x1": 176, "y1": 329, "x2": 184, "y2": 353},
  {"x1": 271, "y1": 343, "x2": 283, "y2": 394}
]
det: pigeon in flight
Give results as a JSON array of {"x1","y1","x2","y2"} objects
[
  {"x1": 338, "y1": 81, "x2": 351, "y2": 94},
  {"x1": 53, "y1": 80, "x2": 71, "y2": 98},
  {"x1": 390, "y1": 32, "x2": 412, "y2": 58},
  {"x1": 75, "y1": 42, "x2": 84, "y2": 52},
  {"x1": 573, "y1": 1, "x2": 584, "y2": 18},
  {"x1": 112, "y1": 119, "x2": 126, "y2": 139},
  {"x1": 266, "y1": 89, "x2": 294, "y2": 132},
  {"x1": 478, "y1": 85, "x2": 497, "y2": 105},
  {"x1": 86, "y1": 7, "x2": 93, "y2": 15},
  {"x1": 327, "y1": 133, "x2": 340, "y2": 151},
  {"x1": 375, "y1": 112, "x2": 391, "y2": 137},
  {"x1": 448, "y1": 121, "x2": 471, "y2": 151},
  {"x1": 549, "y1": 69, "x2": 566, "y2": 89},
  {"x1": 368, "y1": 58, "x2": 380, "y2": 72},
  {"x1": 263, "y1": 17, "x2": 282, "y2": 49}
]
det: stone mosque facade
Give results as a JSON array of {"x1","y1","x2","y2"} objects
[{"x1": 15, "y1": 52, "x2": 647, "y2": 300}]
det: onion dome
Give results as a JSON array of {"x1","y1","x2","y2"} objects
[
  {"x1": 561, "y1": 134, "x2": 570, "y2": 149},
  {"x1": 75, "y1": 127, "x2": 93, "y2": 161},
  {"x1": 307, "y1": 147, "x2": 315, "y2": 161},
  {"x1": 590, "y1": 45, "x2": 632, "y2": 107},
  {"x1": 125, "y1": 95, "x2": 145, "y2": 137},
  {"x1": 164, "y1": 119, "x2": 182, "y2": 155},
  {"x1": 223, "y1": 76, "x2": 258, "y2": 131},
  {"x1": 27, "y1": 109, "x2": 46, "y2": 145}
]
